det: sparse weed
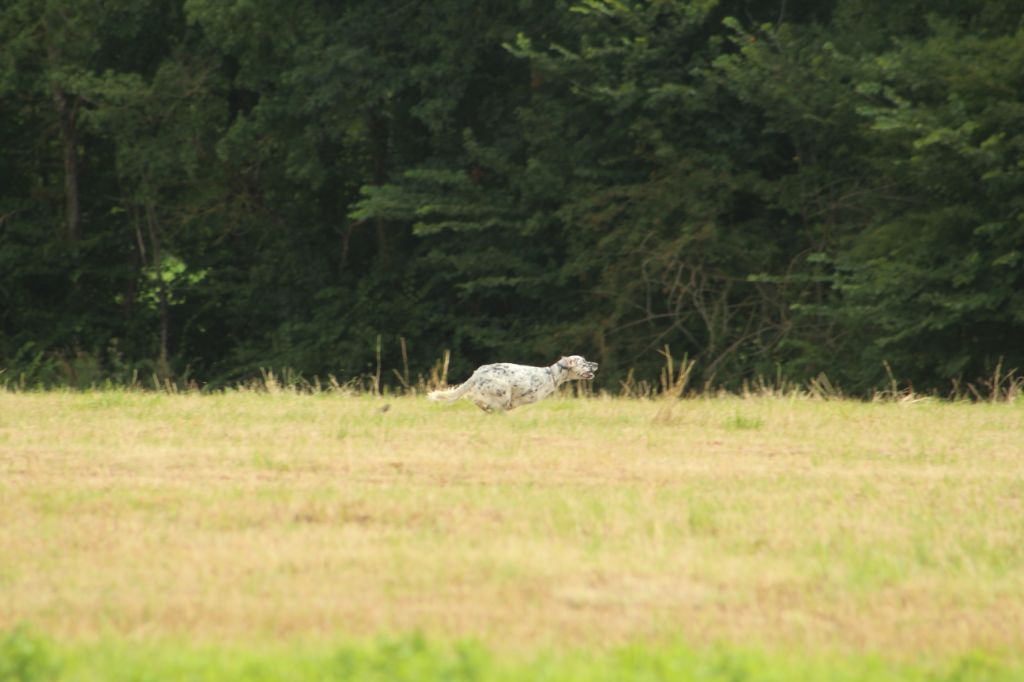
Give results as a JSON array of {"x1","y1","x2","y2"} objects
[{"x1": 4, "y1": 343, "x2": 1021, "y2": 405}]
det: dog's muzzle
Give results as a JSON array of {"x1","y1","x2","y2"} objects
[{"x1": 583, "y1": 362, "x2": 599, "y2": 380}]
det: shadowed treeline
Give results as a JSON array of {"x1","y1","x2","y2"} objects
[{"x1": 1, "y1": 1, "x2": 1022, "y2": 393}]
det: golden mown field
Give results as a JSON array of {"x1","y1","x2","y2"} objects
[{"x1": 2, "y1": 390, "x2": 1022, "y2": 663}]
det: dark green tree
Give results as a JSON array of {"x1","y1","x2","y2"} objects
[
  {"x1": 2, "y1": 0, "x2": 1021, "y2": 393},
  {"x1": 833, "y1": 16, "x2": 1024, "y2": 388}
]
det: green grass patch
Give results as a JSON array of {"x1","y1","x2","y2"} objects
[
  {"x1": 723, "y1": 412, "x2": 765, "y2": 430},
  {"x1": 1, "y1": 628, "x2": 1019, "y2": 682}
]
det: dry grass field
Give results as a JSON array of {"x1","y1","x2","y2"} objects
[{"x1": 1, "y1": 389, "x2": 1023, "y2": 678}]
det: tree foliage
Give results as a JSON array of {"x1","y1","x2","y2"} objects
[{"x1": 1, "y1": 0, "x2": 1021, "y2": 392}]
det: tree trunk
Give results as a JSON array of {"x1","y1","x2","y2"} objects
[
  {"x1": 145, "y1": 204, "x2": 171, "y2": 379},
  {"x1": 47, "y1": 60, "x2": 81, "y2": 243},
  {"x1": 51, "y1": 88, "x2": 81, "y2": 243},
  {"x1": 368, "y1": 107, "x2": 393, "y2": 270}
]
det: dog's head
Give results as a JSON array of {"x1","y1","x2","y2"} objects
[{"x1": 558, "y1": 355, "x2": 599, "y2": 380}]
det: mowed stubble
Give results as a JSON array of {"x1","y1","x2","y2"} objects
[{"x1": 1, "y1": 390, "x2": 1022, "y2": 655}]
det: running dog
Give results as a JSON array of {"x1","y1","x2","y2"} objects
[{"x1": 427, "y1": 355, "x2": 599, "y2": 413}]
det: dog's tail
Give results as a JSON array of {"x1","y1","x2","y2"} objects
[{"x1": 427, "y1": 381, "x2": 471, "y2": 403}]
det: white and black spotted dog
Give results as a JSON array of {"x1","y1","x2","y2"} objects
[{"x1": 427, "y1": 355, "x2": 599, "y2": 413}]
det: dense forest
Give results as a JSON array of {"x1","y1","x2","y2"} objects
[{"x1": 1, "y1": 0, "x2": 1022, "y2": 393}]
